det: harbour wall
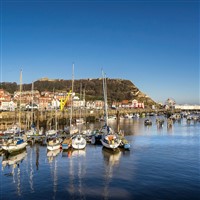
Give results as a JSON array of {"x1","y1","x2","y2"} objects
[{"x1": 0, "y1": 108, "x2": 178, "y2": 130}]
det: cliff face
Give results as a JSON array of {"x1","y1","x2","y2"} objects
[{"x1": 1, "y1": 78, "x2": 157, "y2": 106}]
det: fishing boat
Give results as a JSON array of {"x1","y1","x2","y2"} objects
[{"x1": 100, "y1": 70, "x2": 121, "y2": 150}]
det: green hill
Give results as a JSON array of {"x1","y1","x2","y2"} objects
[{"x1": 1, "y1": 78, "x2": 157, "y2": 107}]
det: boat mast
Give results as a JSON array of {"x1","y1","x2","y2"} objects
[
  {"x1": 19, "y1": 69, "x2": 22, "y2": 130},
  {"x1": 102, "y1": 70, "x2": 108, "y2": 125},
  {"x1": 31, "y1": 81, "x2": 34, "y2": 126},
  {"x1": 70, "y1": 63, "x2": 74, "y2": 129}
]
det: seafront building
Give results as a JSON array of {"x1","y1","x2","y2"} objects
[{"x1": 0, "y1": 88, "x2": 145, "y2": 111}]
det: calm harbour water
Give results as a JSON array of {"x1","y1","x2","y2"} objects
[{"x1": 0, "y1": 116, "x2": 199, "y2": 200}]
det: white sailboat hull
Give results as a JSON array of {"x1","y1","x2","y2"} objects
[
  {"x1": 101, "y1": 139, "x2": 120, "y2": 149},
  {"x1": 101, "y1": 134, "x2": 121, "y2": 149},
  {"x1": 72, "y1": 135, "x2": 86, "y2": 150},
  {"x1": 2, "y1": 142, "x2": 28, "y2": 153},
  {"x1": 47, "y1": 138, "x2": 61, "y2": 151},
  {"x1": 47, "y1": 144, "x2": 60, "y2": 151}
]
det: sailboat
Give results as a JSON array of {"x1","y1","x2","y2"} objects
[
  {"x1": 2, "y1": 70, "x2": 28, "y2": 154},
  {"x1": 71, "y1": 64, "x2": 86, "y2": 150},
  {"x1": 69, "y1": 65, "x2": 79, "y2": 135},
  {"x1": 63, "y1": 65, "x2": 79, "y2": 135},
  {"x1": 47, "y1": 137, "x2": 61, "y2": 151},
  {"x1": 46, "y1": 109, "x2": 59, "y2": 136},
  {"x1": 3, "y1": 123, "x2": 21, "y2": 136},
  {"x1": 25, "y1": 81, "x2": 38, "y2": 137},
  {"x1": 62, "y1": 64, "x2": 78, "y2": 150},
  {"x1": 46, "y1": 109, "x2": 61, "y2": 151},
  {"x1": 100, "y1": 70, "x2": 121, "y2": 150},
  {"x1": 71, "y1": 133, "x2": 87, "y2": 150}
]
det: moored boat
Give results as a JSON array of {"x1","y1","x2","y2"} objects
[
  {"x1": 62, "y1": 137, "x2": 72, "y2": 150},
  {"x1": 100, "y1": 71, "x2": 121, "y2": 150},
  {"x1": 2, "y1": 135, "x2": 28, "y2": 154},
  {"x1": 101, "y1": 130, "x2": 121, "y2": 149},
  {"x1": 144, "y1": 119, "x2": 152, "y2": 126},
  {"x1": 71, "y1": 134, "x2": 86, "y2": 150},
  {"x1": 47, "y1": 137, "x2": 61, "y2": 151}
]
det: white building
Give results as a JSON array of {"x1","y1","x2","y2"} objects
[{"x1": 175, "y1": 104, "x2": 200, "y2": 110}]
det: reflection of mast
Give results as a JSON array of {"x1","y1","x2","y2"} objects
[
  {"x1": 102, "y1": 148, "x2": 121, "y2": 200},
  {"x1": 29, "y1": 147, "x2": 34, "y2": 193},
  {"x1": 53, "y1": 158, "x2": 58, "y2": 200},
  {"x1": 77, "y1": 152, "x2": 86, "y2": 199},
  {"x1": 48, "y1": 151, "x2": 59, "y2": 199},
  {"x1": 68, "y1": 149, "x2": 86, "y2": 198},
  {"x1": 17, "y1": 167, "x2": 21, "y2": 196},
  {"x1": 2, "y1": 150, "x2": 27, "y2": 197},
  {"x1": 68, "y1": 154, "x2": 75, "y2": 197},
  {"x1": 36, "y1": 144, "x2": 39, "y2": 170}
]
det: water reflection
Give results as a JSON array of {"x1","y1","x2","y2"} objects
[
  {"x1": 67, "y1": 148, "x2": 86, "y2": 199},
  {"x1": 46, "y1": 149, "x2": 60, "y2": 200},
  {"x1": 62, "y1": 148, "x2": 86, "y2": 158},
  {"x1": 36, "y1": 144, "x2": 39, "y2": 170},
  {"x1": 29, "y1": 147, "x2": 34, "y2": 193},
  {"x1": 0, "y1": 117, "x2": 199, "y2": 200},
  {"x1": 102, "y1": 147, "x2": 122, "y2": 200},
  {"x1": 2, "y1": 150, "x2": 27, "y2": 168},
  {"x1": 47, "y1": 149, "x2": 60, "y2": 163},
  {"x1": 2, "y1": 149, "x2": 27, "y2": 197}
]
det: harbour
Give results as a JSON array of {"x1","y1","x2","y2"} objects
[
  {"x1": 0, "y1": 1, "x2": 199, "y2": 199},
  {"x1": 0, "y1": 108, "x2": 178, "y2": 131},
  {"x1": 0, "y1": 116, "x2": 199, "y2": 200}
]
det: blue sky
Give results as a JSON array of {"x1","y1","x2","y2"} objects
[{"x1": 0, "y1": 0, "x2": 199, "y2": 104}]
